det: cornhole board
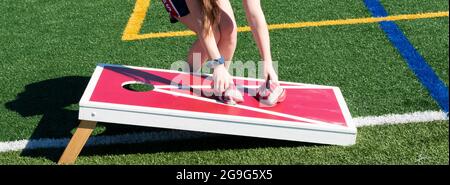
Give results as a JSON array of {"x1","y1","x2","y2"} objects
[{"x1": 58, "y1": 64, "x2": 356, "y2": 164}]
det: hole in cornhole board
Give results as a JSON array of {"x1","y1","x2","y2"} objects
[{"x1": 122, "y1": 81, "x2": 154, "y2": 92}]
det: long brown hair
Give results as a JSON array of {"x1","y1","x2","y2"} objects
[{"x1": 200, "y1": 0, "x2": 220, "y2": 35}]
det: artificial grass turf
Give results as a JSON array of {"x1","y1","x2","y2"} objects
[
  {"x1": 0, "y1": 120, "x2": 447, "y2": 165},
  {"x1": 238, "y1": 22, "x2": 440, "y2": 116},
  {"x1": 140, "y1": 0, "x2": 371, "y2": 34},
  {"x1": 380, "y1": 0, "x2": 449, "y2": 15},
  {"x1": 0, "y1": 0, "x2": 446, "y2": 142},
  {"x1": 377, "y1": 0, "x2": 450, "y2": 86},
  {"x1": 139, "y1": 0, "x2": 449, "y2": 37},
  {"x1": 0, "y1": 0, "x2": 447, "y2": 165},
  {"x1": 396, "y1": 18, "x2": 449, "y2": 85}
]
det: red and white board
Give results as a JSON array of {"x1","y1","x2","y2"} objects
[{"x1": 79, "y1": 64, "x2": 356, "y2": 145}]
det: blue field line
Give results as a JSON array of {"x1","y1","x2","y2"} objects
[{"x1": 363, "y1": 0, "x2": 449, "y2": 114}]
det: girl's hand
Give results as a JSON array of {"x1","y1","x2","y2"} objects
[
  {"x1": 212, "y1": 65, "x2": 232, "y2": 94},
  {"x1": 264, "y1": 63, "x2": 280, "y2": 85}
]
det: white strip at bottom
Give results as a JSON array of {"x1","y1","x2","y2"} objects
[{"x1": 0, "y1": 110, "x2": 448, "y2": 153}]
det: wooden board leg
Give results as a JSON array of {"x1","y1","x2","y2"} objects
[{"x1": 58, "y1": 120, "x2": 97, "y2": 165}]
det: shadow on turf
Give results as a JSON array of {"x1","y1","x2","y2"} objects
[
  {"x1": 5, "y1": 76, "x2": 316, "y2": 163},
  {"x1": 4, "y1": 76, "x2": 166, "y2": 161}
]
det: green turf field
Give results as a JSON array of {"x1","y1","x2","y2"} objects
[{"x1": 0, "y1": 0, "x2": 448, "y2": 165}]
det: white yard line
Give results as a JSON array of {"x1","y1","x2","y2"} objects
[
  {"x1": 0, "y1": 110, "x2": 448, "y2": 153},
  {"x1": 352, "y1": 110, "x2": 448, "y2": 127},
  {"x1": 0, "y1": 131, "x2": 211, "y2": 153}
]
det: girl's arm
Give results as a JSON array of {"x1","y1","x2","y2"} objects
[
  {"x1": 196, "y1": 26, "x2": 231, "y2": 93},
  {"x1": 242, "y1": 0, "x2": 279, "y2": 83},
  {"x1": 243, "y1": 0, "x2": 271, "y2": 62}
]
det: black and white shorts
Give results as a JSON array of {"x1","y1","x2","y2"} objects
[{"x1": 161, "y1": 0, "x2": 190, "y2": 23}]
